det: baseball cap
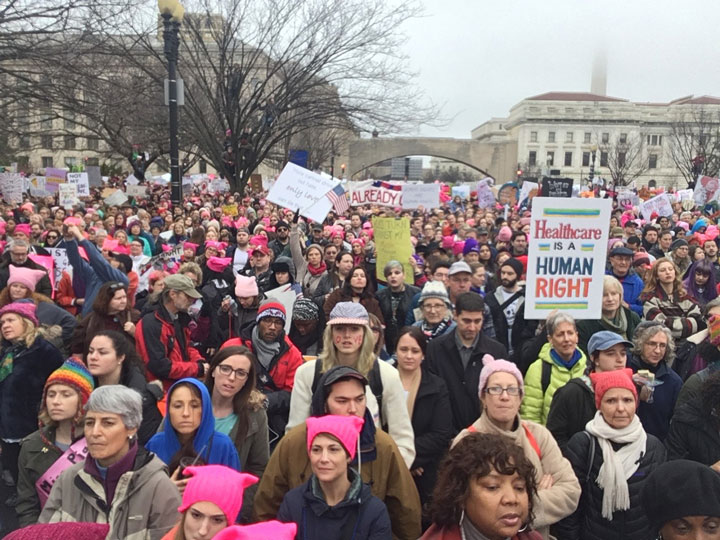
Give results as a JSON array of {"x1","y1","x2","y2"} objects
[
  {"x1": 448, "y1": 261, "x2": 472, "y2": 276},
  {"x1": 587, "y1": 330, "x2": 633, "y2": 356},
  {"x1": 477, "y1": 227, "x2": 489, "y2": 236},
  {"x1": 164, "y1": 274, "x2": 202, "y2": 299},
  {"x1": 609, "y1": 246, "x2": 634, "y2": 257},
  {"x1": 251, "y1": 245, "x2": 270, "y2": 256},
  {"x1": 320, "y1": 365, "x2": 369, "y2": 388}
]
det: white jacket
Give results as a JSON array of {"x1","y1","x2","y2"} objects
[{"x1": 287, "y1": 359, "x2": 416, "y2": 468}]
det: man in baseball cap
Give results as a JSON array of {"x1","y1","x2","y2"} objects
[
  {"x1": 244, "y1": 244, "x2": 273, "y2": 292},
  {"x1": 607, "y1": 245, "x2": 644, "y2": 316}
]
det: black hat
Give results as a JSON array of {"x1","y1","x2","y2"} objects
[
  {"x1": 310, "y1": 366, "x2": 368, "y2": 416},
  {"x1": 609, "y1": 246, "x2": 634, "y2": 257},
  {"x1": 500, "y1": 257, "x2": 524, "y2": 277},
  {"x1": 671, "y1": 238, "x2": 689, "y2": 251},
  {"x1": 477, "y1": 227, "x2": 489, "y2": 235},
  {"x1": 276, "y1": 220, "x2": 289, "y2": 230},
  {"x1": 642, "y1": 460, "x2": 720, "y2": 533}
]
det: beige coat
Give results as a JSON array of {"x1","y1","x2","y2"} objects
[{"x1": 454, "y1": 413, "x2": 580, "y2": 540}]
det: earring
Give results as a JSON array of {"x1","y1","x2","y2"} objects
[{"x1": 517, "y1": 524, "x2": 528, "y2": 533}]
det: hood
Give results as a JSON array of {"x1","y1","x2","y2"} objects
[
  {"x1": 692, "y1": 218, "x2": 709, "y2": 234},
  {"x1": 272, "y1": 256, "x2": 297, "y2": 282},
  {"x1": 152, "y1": 378, "x2": 216, "y2": 464},
  {"x1": 303, "y1": 467, "x2": 368, "y2": 516}
]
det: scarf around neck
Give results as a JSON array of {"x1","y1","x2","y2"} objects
[
  {"x1": 585, "y1": 410, "x2": 647, "y2": 520},
  {"x1": 550, "y1": 348, "x2": 582, "y2": 370},
  {"x1": 306, "y1": 261, "x2": 327, "y2": 276},
  {"x1": 252, "y1": 325, "x2": 281, "y2": 370},
  {"x1": 421, "y1": 316, "x2": 452, "y2": 341},
  {"x1": 601, "y1": 308, "x2": 628, "y2": 338}
]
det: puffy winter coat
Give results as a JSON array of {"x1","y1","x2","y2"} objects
[
  {"x1": 277, "y1": 469, "x2": 392, "y2": 540},
  {"x1": 554, "y1": 429, "x2": 666, "y2": 540},
  {"x1": 520, "y1": 343, "x2": 587, "y2": 425},
  {"x1": 666, "y1": 394, "x2": 720, "y2": 465},
  {"x1": 546, "y1": 376, "x2": 596, "y2": 451},
  {"x1": 606, "y1": 269, "x2": 644, "y2": 316}
]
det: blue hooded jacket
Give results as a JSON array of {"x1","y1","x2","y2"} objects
[{"x1": 146, "y1": 378, "x2": 241, "y2": 471}]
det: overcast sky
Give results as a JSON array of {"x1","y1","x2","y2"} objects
[{"x1": 402, "y1": 0, "x2": 720, "y2": 138}]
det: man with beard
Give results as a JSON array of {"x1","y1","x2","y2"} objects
[
  {"x1": 510, "y1": 230, "x2": 528, "y2": 257},
  {"x1": 244, "y1": 244, "x2": 273, "y2": 292},
  {"x1": 705, "y1": 238, "x2": 720, "y2": 280},
  {"x1": 649, "y1": 229, "x2": 673, "y2": 260},
  {"x1": 642, "y1": 224, "x2": 659, "y2": 252},
  {"x1": 227, "y1": 227, "x2": 251, "y2": 273},
  {"x1": 485, "y1": 258, "x2": 537, "y2": 360},
  {"x1": 268, "y1": 220, "x2": 290, "y2": 258}
]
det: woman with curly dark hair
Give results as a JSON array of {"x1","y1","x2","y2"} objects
[
  {"x1": 322, "y1": 265, "x2": 384, "y2": 323},
  {"x1": 422, "y1": 431, "x2": 541, "y2": 540}
]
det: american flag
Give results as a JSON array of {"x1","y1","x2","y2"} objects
[{"x1": 326, "y1": 183, "x2": 349, "y2": 214}]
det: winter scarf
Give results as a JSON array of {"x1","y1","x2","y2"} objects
[
  {"x1": 601, "y1": 308, "x2": 628, "y2": 339},
  {"x1": 306, "y1": 261, "x2": 327, "y2": 277},
  {"x1": 550, "y1": 348, "x2": 583, "y2": 370},
  {"x1": 252, "y1": 325, "x2": 280, "y2": 370},
  {"x1": 0, "y1": 343, "x2": 22, "y2": 384},
  {"x1": 421, "y1": 316, "x2": 452, "y2": 341},
  {"x1": 585, "y1": 411, "x2": 647, "y2": 520}
]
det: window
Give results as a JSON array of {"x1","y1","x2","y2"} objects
[
  {"x1": 546, "y1": 151, "x2": 555, "y2": 166},
  {"x1": 600, "y1": 151, "x2": 608, "y2": 167},
  {"x1": 601, "y1": 132, "x2": 609, "y2": 143},
  {"x1": 86, "y1": 137, "x2": 99, "y2": 151},
  {"x1": 649, "y1": 154, "x2": 658, "y2": 168},
  {"x1": 41, "y1": 135, "x2": 53, "y2": 149},
  {"x1": 86, "y1": 158, "x2": 99, "y2": 166},
  {"x1": 64, "y1": 157, "x2": 77, "y2": 168},
  {"x1": 530, "y1": 131, "x2": 537, "y2": 143},
  {"x1": 528, "y1": 151, "x2": 537, "y2": 167},
  {"x1": 566, "y1": 132, "x2": 574, "y2": 143},
  {"x1": 564, "y1": 152, "x2": 573, "y2": 166},
  {"x1": 41, "y1": 156, "x2": 54, "y2": 169},
  {"x1": 64, "y1": 135, "x2": 76, "y2": 150},
  {"x1": 199, "y1": 159, "x2": 208, "y2": 173},
  {"x1": 40, "y1": 113, "x2": 52, "y2": 130},
  {"x1": 64, "y1": 113, "x2": 76, "y2": 131},
  {"x1": 618, "y1": 152, "x2": 626, "y2": 167},
  {"x1": 548, "y1": 132, "x2": 556, "y2": 143},
  {"x1": 584, "y1": 132, "x2": 592, "y2": 144},
  {"x1": 582, "y1": 152, "x2": 591, "y2": 166},
  {"x1": 19, "y1": 136, "x2": 30, "y2": 149},
  {"x1": 647, "y1": 135, "x2": 663, "y2": 146},
  {"x1": 619, "y1": 133, "x2": 627, "y2": 144}
]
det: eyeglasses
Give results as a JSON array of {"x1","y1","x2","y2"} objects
[
  {"x1": 485, "y1": 386, "x2": 521, "y2": 396},
  {"x1": 644, "y1": 341, "x2": 667, "y2": 350},
  {"x1": 216, "y1": 364, "x2": 250, "y2": 379},
  {"x1": 422, "y1": 303, "x2": 446, "y2": 311},
  {"x1": 277, "y1": 227, "x2": 288, "y2": 232}
]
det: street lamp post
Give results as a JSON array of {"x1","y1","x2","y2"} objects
[
  {"x1": 159, "y1": 0, "x2": 184, "y2": 206},
  {"x1": 589, "y1": 143, "x2": 598, "y2": 183}
]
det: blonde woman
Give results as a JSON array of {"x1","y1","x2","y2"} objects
[
  {"x1": 286, "y1": 302, "x2": 415, "y2": 467},
  {"x1": 0, "y1": 302, "x2": 64, "y2": 493}
]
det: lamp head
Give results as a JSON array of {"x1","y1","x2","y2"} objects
[
  {"x1": 172, "y1": 3, "x2": 185, "y2": 23},
  {"x1": 158, "y1": 0, "x2": 178, "y2": 15}
]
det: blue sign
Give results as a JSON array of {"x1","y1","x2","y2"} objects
[{"x1": 288, "y1": 149, "x2": 309, "y2": 169}]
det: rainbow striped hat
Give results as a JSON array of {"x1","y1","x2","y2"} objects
[{"x1": 43, "y1": 358, "x2": 95, "y2": 408}]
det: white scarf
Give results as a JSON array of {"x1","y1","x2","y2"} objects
[{"x1": 585, "y1": 410, "x2": 647, "y2": 520}]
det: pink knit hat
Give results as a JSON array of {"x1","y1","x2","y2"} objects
[
  {"x1": 8, "y1": 265, "x2": 46, "y2": 292},
  {"x1": 496, "y1": 226, "x2": 513, "y2": 242},
  {"x1": 306, "y1": 415, "x2": 365, "y2": 460},
  {"x1": 477, "y1": 354, "x2": 524, "y2": 396},
  {"x1": 235, "y1": 275, "x2": 259, "y2": 298},
  {"x1": 590, "y1": 368, "x2": 638, "y2": 409},
  {"x1": 5, "y1": 523, "x2": 110, "y2": 540},
  {"x1": 13, "y1": 224, "x2": 31, "y2": 238},
  {"x1": 212, "y1": 522, "x2": 298, "y2": 540},
  {"x1": 183, "y1": 241, "x2": 198, "y2": 253},
  {"x1": 206, "y1": 256, "x2": 231, "y2": 273},
  {"x1": 178, "y1": 465, "x2": 258, "y2": 523},
  {"x1": 0, "y1": 302, "x2": 38, "y2": 326}
]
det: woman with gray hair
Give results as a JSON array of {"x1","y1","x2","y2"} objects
[
  {"x1": 376, "y1": 261, "x2": 420, "y2": 354},
  {"x1": 628, "y1": 321, "x2": 682, "y2": 441},
  {"x1": 39, "y1": 385, "x2": 181, "y2": 539}
]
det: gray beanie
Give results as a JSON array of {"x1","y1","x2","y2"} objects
[{"x1": 418, "y1": 281, "x2": 451, "y2": 307}]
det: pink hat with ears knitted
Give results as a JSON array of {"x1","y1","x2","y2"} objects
[
  {"x1": 8, "y1": 265, "x2": 46, "y2": 292},
  {"x1": 306, "y1": 415, "x2": 365, "y2": 460},
  {"x1": 178, "y1": 465, "x2": 258, "y2": 523},
  {"x1": 477, "y1": 354, "x2": 524, "y2": 396},
  {"x1": 212, "y1": 522, "x2": 298, "y2": 540}
]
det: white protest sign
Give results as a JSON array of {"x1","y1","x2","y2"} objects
[
  {"x1": 268, "y1": 162, "x2": 336, "y2": 220},
  {"x1": 451, "y1": 184, "x2": 470, "y2": 200},
  {"x1": 476, "y1": 180, "x2": 496, "y2": 208},
  {"x1": 104, "y1": 189, "x2": 129, "y2": 207},
  {"x1": 617, "y1": 191, "x2": 639, "y2": 208},
  {"x1": 518, "y1": 181, "x2": 539, "y2": 205},
  {"x1": 29, "y1": 176, "x2": 48, "y2": 198},
  {"x1": 676, "y1": 189, "x2": 694, "y2": 202},
  {"x1": 349, "y1": 181, "x2": 403, "y2": 207},
  {"x1": 46, "y1": 248, "x2": 70, "y2": 287},
  {"x1": 59, "y1": 183, "x2": 78, "y2": 209},
  {"x1": 694, "y1": 176, "x2": 720, "y2": 206},
  {"x1": 263, "y1": 285, "x2": 297, "y2": 333},
  {"x1": 303, "y1": 193, "x2": 336, "y2": 223},
  {"x1": 66, "y1": 172, "x2": 90, "y2": 197},
  {"x1": 401, "y1": 184, "x2": 440, "y2": 209},
  {"x1": 210, "y1": 178, "x2": 229, "y2": 194},
  {"x1": 525, "y1": 197, "x2": 612, "y2": 320},
  {"x1": 0, "y1": 173, "x2": 24, "y2": 204},
  {"x1": 640, "y1": 193, "x2": 673, "y2": 220},
  {"x1": 125, "y1": 174, "x2": 140, "y2": 185},
  {"x1": 126, "y1": 184, "x2": 147, "y2": 198}
]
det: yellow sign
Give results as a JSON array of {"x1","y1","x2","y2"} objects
[
  {"x1": 372, "y1": 216, "x2": 413, "y2": 285},
  {"x1": 222, "y1": 204, "x2": 239, "y2": 217}
]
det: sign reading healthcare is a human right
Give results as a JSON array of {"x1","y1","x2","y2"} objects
[{"x1": 525, "y1": 197, "x2": 612, "y2": 320}]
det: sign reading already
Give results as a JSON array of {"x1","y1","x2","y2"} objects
[
  {"x1": 350, "y1": 181, "x2": 402, "y2": 207},
  {"x1": 525, "y1": 197, "x2": 612, "y2": 320}
]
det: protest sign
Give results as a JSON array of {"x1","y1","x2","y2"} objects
[
  {"x1": 451, "y1": 185, "x2": 470, "y2": 200},
  {"x1": 401, "y1": 184, "x2": 440, "y2": 209},
  {"x1": 210, "y1": 177, "x2": 228, "y2": 194},
  {"x1": 676, "y1": 189, "x2": 694, "y2": 202},
  {"x1": 125, "y1": 174, "x2": 139, "y2": 185},
  {"x1": 66, "y1": 172, "x2": 90, "y2": 197},
  {"x1": 250, "y1": 174, "x2": 263, "y2": 193},
  {"x1": 45, "y1": 168, "x2": 66, "y2": 193},
  {"x1": 268, "y1": 163, "x2": 337, "y2": 220},
  {"x1": 0, "y1": 173, "x2": 25, "y2": 204},
  {"x1": 222, "y1": 204, "x2": 239, "y2": 217},
  {"x1": 540, "y1": 177, "x2": 573, "y2": 198},
  {"x1": 476, "y1": 179, "x2": 496, "y2": 208},
  {"x1": 350, "y1": 181, "x2": 403, "y2": 207},
  {"x1": 525, "y1": 197, "x2": 612, "y2": 319},
  {"x1": 497, "y1": 182, "x2": 518, "y2": 206},
  {"x1": 372, "y1": 217, "x2": 413, "y2": 285},
  {"x1": 617, "y1": 191, "x2": 639, "y2": 208},
  {"x1": 29, "y1": 176, "x2": 48, "y2": 198},
  {"x1": 518, "y1": 181, "x2": 538, "y2": 205},
  {"x1": 640, "y1": 193, "x2": 673, "y2": 220},
  {"x1": 46, "y1": 248, "x2": 70, "y2": 287},
  {"x1": 126, "y1": 184, "x2": 147, "y2": 198},
  {"x1": 59, "y1": 183, "x2": 78, "y2": 208},
  {"x1": 104, "y1": 189, "x2": 128, "y2": 207},
  {"x1": 694, "y1": 175, "x2": 720, "y2": 206},
  {"x1": 263, "y1": 286, "x2": 297, "y2": 333},
  {"x1": 86, "y1": 166, "x2": 102, "y2": 187}
]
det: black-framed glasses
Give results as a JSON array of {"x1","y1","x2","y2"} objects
[
  {"x1": 216, "y1": 364, "x2": 249, "y2": 379},
  {"x1": 485, "y1": 386, "x2": 521, "y2": 396}
]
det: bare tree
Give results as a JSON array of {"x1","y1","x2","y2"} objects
[
  {"x1": 598, "y1": 132, "x2": 649, "y2": 187},
  {"x1": 668, "y1": 106, "x2": 720, "y2": 188}
]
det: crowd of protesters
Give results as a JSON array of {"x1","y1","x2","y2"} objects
[{"x1": 0, "y1": 177, "x2": 720, "y2": 540}]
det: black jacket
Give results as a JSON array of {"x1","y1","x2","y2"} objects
[
  {"x1": 666, "y1": 394, "x2": 720, "y2": 465},
  {"x1": 546, "y1": 377, "x2": 596, "y2": 452},
  {"x1": 484, "y1": 287, "x2": 538, "y2": 360},
  {"x1": 555, "y1": 430, "x2": 666, "y2": 540},
  {"x1": 376, "y1": 284, "x2": 420, "y2": 354},
  {"x1": 120, "y1": 365, "x2": 163, "y2": 446},
  {"x1": 424, "y1": 328, "x2": 507, "y2": 435},
  {"x1": 410, "y1": 371, "x2": 453, "y2": 505},
  {"x1": 0, "y1": 258, "x2": 53, "y2": 298}
]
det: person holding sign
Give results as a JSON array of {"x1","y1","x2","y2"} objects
[{"x1": 15, "y1": 359, "x2": 94, "y2": 526}]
